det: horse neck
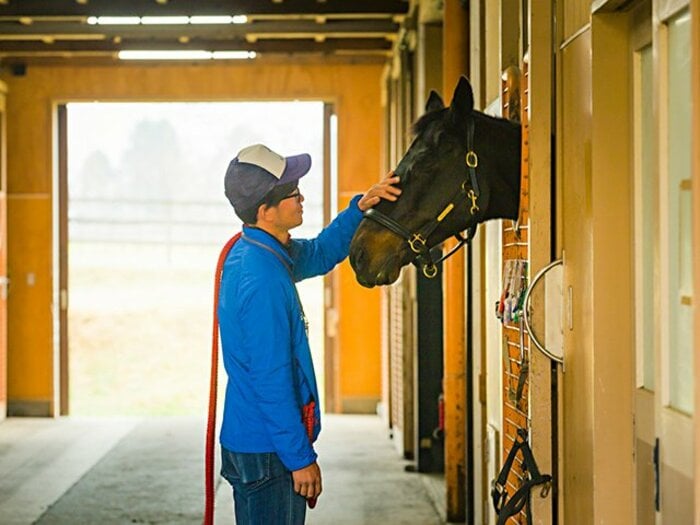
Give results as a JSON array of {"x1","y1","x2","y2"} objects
[{"x1": 474, "y1": 114, "x2": 522, "y2": 222}]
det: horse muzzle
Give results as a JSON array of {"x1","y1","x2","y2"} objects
[{"x1": 349, "y1": 227, "x2": 408, "y2": 287}]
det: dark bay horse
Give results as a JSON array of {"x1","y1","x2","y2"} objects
[{"x1": 349, "y1": 76, "x2": 521, "y2": 287}]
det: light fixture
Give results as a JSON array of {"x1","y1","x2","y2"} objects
[
  {"x1": 118, "y1": 50, "x2": 256, "y2": 60},
  {"x1": 87, "y1": 15, "x2": 249, "y2": 26},
  {"x1": 118, "y1": 50, "x2": 212, "y2": 60},
  {"x1": 190, "y1": 16, "x2": 233, "y2": 24},
  {"x1": 88, "y1": 16, "x2": 140, "y2": 25},
  {"x1": 212, "y1": 50, "x2": 256, "y2": 59},
  {"x1": 141, "y1": 16, "x2": 189, "y2": 25}
]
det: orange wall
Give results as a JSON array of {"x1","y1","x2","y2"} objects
[{"x1": 1, "y1": 60, "x2": 383, "y2": 414}]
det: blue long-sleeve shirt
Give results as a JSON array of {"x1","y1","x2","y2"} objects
[{"x1": 218, "y1": 195, "x2": 363, "y2": 471}]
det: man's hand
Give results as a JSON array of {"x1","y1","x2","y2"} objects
[
  {"x1": 292, "y1": 461, "x2": 322, "y2": 500},
  {"x1": 357, "y1": 172, "x2": 401, "y2": 212}
]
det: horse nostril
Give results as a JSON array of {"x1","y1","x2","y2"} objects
[{"x1": 352, "y1": 247, "x2": 366, "y2": 269}]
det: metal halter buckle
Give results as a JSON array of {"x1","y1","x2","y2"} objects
[
  {"x1": 408, "y1": 233, "x2": 427, "y2": 254},
  {"x1": 465, "y1": 150, "x2": 478, "y2": 168}
]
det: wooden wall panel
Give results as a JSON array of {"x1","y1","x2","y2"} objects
[
  {"x1": 500, "y1": 64, "x2": 530, "y2": 525},
  {"x1": 590, "y1": 12, "x2": 634, "y2": 523},
  {"x1": 7, "y1": 195, "x2": 53, "y2": 411},
  {"x1": 1, "y1": 61, "x2": 384, "y2": 414},
  {"x1": 562, "y1": 0, "x2": 592, "y2": 44},
  {"x1": 693, "y1": 0, "x2": 700, "y2": 522}
]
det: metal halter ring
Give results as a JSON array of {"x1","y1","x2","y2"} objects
[
  {"x1": 465, "y1": 151, "x2": 478, "y2": 168},
  {"x1": 423, "y1": 263, "x2": 438, "y2": 279},
  {"x1": 408, "y1": 233, "x2": 427, "y2": 254}
]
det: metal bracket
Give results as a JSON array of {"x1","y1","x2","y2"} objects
[{"x1": 522, "y1": 259, "x2": 564, "y2": 365}]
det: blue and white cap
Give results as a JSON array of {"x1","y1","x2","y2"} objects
[{"x1": 224, "y1": 144, "x2": 311, "y2": 217}]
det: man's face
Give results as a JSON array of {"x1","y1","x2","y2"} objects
[{"x1": 272, "y1": 188, "x2": 304, "y2": 230}]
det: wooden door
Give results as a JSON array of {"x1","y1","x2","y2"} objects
[
  {"x1": 656, "y1": 8, "x2": 694, "y2": 521},
  {"x1": 560, "y1": 28, "x2": 594, "y2": 522},
  {"x1": 0, "y1": 81, "x2": 7, "y2": 420}
]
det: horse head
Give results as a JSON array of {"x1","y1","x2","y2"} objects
[{"x1": 349, "y1": 76, "x2": 521, "y2": 287}]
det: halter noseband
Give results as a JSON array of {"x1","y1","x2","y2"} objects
[{"x1": 363, "y1": 115, "x2": 482, "y2": 279}]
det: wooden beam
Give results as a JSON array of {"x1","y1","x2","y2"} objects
[
  {"x1": 442, "y1": 0, "x2": 469, "y2": 522},
  {"x1": 0, "y1": 38, "x2": 393, "y2": 56},
  {"x1": 0, "y1": 0, "x2": 410, "y2": 17},
  {"x1": 0, "y1": 19, "x2": 400, "y2": 39}
]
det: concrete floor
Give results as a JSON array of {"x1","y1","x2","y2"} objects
[{"x1": 0, "y1": 414, "x2": 445, "y2": 524}]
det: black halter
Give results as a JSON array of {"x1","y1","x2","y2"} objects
[{"x1": 363, "y1": 115, "x2": 482, "y2": 279}]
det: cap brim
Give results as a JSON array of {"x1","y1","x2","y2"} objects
[{"x1": 278, "y1": 153, "x2": 311, "y2": 185}]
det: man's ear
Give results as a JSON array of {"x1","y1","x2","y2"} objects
[{"x1": 256, "y1": 203, "x2": 271, "y2": 223}]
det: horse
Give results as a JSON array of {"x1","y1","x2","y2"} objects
[{"x1": 349, "y1": 76, "x2": 522, "y2": 288}]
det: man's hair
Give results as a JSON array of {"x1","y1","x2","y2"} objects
[{"x1": 238, "y1": 181, "x2": 299, "y2": 224}]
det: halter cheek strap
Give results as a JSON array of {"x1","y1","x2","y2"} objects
[{"x1": 362, "y1": 115, "x2": 482, "y2": 279}]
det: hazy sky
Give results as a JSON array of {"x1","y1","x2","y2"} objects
[{"x1": 66, "y1": 101, "x2": 327, "y2": 235}]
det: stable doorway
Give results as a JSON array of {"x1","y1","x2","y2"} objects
[{"x1": 58, "y1": 101, "x2": 331, "y2": 415}]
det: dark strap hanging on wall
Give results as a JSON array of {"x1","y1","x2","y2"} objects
[{"x1": 491, "y1": 428, "x2": 552, "y2": 525}]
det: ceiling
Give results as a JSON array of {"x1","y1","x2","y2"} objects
[{"x1": 0, "y1": 0, "x2": 410, "y2": 66}]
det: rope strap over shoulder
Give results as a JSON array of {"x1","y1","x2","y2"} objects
[
  {"x1": 204, "y1": 232, "x2": 242, "y2": 525},
  {"x1": 491, "y1": 428, "x2": 552, "y2": 525}
]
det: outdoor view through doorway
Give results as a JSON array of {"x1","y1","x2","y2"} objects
[{"x1": 67, "y1": 101, "x2": 327, "y2": 416}]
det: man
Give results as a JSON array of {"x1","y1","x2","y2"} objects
[{"x1": 219, "y1": 144, "x2": 399, "y2": 524}]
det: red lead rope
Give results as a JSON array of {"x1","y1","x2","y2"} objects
[
  {"x1": 203, "y1": 232, "x2": 318, "y2": 523},
  {"x1": 203, "y1": 232, "x2": 241, "y2": 525}
]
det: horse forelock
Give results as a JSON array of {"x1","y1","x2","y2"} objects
[{"x1": 411, "y1": 108, "x2": 447, "y2": 138}]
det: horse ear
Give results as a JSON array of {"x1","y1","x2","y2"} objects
[
  {"x1": 425, "y1": 90, "x2": 444, "y2": 113},
  {"x1": 448, "y1": 76, "x2": 475, "y2": 121}
]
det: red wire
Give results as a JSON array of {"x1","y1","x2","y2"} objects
[{"x1": 203, "y1": 232, "x2": 241, "y2": 525}]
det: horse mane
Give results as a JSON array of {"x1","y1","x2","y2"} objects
[{"x1": 411, "y1": 108, "x2": 518, "y2": 144}]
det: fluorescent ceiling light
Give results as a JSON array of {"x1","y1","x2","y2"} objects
[
  {"x1": 141, "y1": 16, "x2": 190, "y2": 25},
  {"x1": 212, "y1": 50, "x2": 256, "y2": 59},
  {"x1": 88, "y1": 15, "x2": 249, "y2": 26},
  {"x1": 118, "y1": 50, "x2": 256, "y2": 60},
  {"x1": 190, "y1": 16, "x2": 233, "y2": 24},
  {"x1": 118, "y1": 50, "x2": 212, "y2": 60},
  {"x1": 90, "y1": 16, "x2": 140, "y2": 25}
]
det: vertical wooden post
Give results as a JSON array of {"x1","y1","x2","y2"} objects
[
  {"x1": 57, "y1": 104, "x2": 69, "y2": 416},
  {"x1": 442, "y1": 0, "x2": 469, "y2": 521},
  {"x1": 529, "y1": 1, "x2": 555, "y2": 523}
]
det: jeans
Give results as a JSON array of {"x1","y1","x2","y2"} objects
[{"x1": 220, "y1": 447, "x2": 307, "y2": 525}]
